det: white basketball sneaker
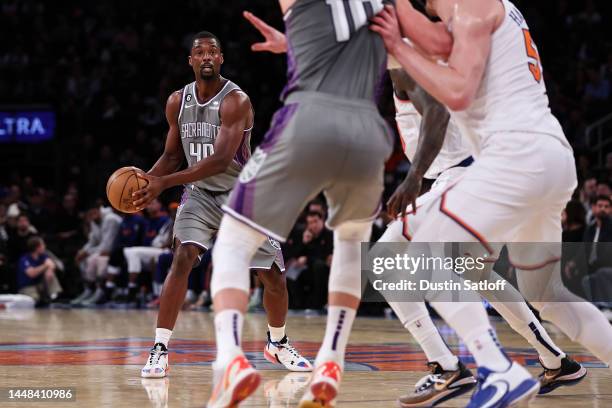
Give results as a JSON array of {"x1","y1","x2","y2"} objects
[
  {"x1": 141, "y1": 343, "x2": 169, "y2": 378},
  {"x1": 264, "y1": 332, "x2": 313, "y2": 372},
  {"x1": 467, "y1": 361, "x2": 539, "y2": 408},
  {"x1": 207, "y1": 354, "x2": 261, "y2": 408},
  {"x1": 298, "y1": 361, "x2": 341, "y2": 408}
]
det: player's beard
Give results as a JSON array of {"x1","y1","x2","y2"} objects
[{"x1": 200, "y1": 66, "x2": 216, "y2": 81}]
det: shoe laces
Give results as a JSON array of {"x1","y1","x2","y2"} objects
[
  {"x1": 274, "y1": 337, "x2": 301, "y2": 358},
  {"x1": 148, "y1": 344, "x2": 167, "y2": 365},
  {"x1": 415, "y1": 373, "x2": 445, "y2": 391}
]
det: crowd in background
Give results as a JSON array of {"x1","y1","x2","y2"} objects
[{"x1": 0, "y1": 0, "x2": 611, "y2": 314}]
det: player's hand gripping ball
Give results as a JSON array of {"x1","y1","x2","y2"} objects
[{"x1": 106, "y1": 167, "x2": 148, "y2": 213}]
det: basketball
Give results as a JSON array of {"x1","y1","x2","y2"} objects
[{"x1": 106, "y1": 166, "x2": 147, "y2": 213}]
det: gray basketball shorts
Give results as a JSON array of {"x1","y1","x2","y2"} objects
[
  {"x1": 224, "y1": 91, "x2": 394, "y2": 242},
  {"x1": 173, "y1": 186, "x2": 284, "y2": 271}
]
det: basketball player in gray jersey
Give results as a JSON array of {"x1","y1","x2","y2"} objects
[
  {"x1": 206, "y1": 2, "x2": 394, "y2": 407},
  {"x1": 132, "y1": 31, "x2": 311, "y2": 379}
]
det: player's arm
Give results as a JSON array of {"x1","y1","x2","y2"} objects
[
  {"x1": 394, "y1": 0, "x2": 452, "y2": 59},
  {"x1": 243, "y1": 11, "x2": 287, "y2": 53},
  {"x1": 147, "y1": 91, "x2": 184, "y2": 177},
  {"x1": 371, "y1": 4, "x2": 493, "y2": 111},
  {"x1": 387, "y1": 69, "x2": 451, "y2": 217},
  {"x1": 132, "y1": 91, "x2": 252, "y2": 208}
]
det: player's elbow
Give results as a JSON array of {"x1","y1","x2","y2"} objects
[
  {"x1": 432, "y1": 38, "x2": 452, "y2": 60},
  {"x1": 446, "y1": 92, "x2": 472, "y2": 112}
]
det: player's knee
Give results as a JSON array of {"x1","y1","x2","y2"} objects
[
  {"x1": 259, "y1": 267, "x2": 286, "y2": 294},
  {"x1": 534, "y1": 302, "x2": 581, "y2": 341},
  {"x1": 172, "y1": 245, "x2": 200, "y2": 275}
]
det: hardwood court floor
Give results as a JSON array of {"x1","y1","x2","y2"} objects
[{"x1": 0, "y1": 309, "x2": 610, "y2": 407}]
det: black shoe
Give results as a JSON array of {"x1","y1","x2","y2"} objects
[
  {"x1": 398, "y1": 361, "x2": 476, "y2": 407},
  {"x1": 538, "y1": 356, "x2": 587, "y2": 394}
]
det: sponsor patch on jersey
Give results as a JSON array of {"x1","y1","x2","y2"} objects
[{"x1": 238, "y1": 148, "x2": 267, "y2": 184}]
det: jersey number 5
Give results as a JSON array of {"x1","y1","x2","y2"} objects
[
  {"x1": 522, "y1": 29, "x2": 542, "y2": 83},
  {"x1": 189, "y1": 142, "x2": 214, "y2": 162}
]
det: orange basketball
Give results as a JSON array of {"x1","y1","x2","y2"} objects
[{"x1": 106, "y1": 166, "x2": 147, "y2": 213}]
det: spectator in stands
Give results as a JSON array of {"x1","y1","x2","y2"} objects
[
  {"x1": 0, "y1": 203, "x2": 7, "y2": 246},
  {"x1": 563, "y1": 200, "x2": 588, "y2": 242},
  {"x1": 581, "y1": 177, "x2": 598, "y2": 219},
  {"x1": 71, "y1": 204, "x2": 122, "y2": 305},
  {"x1": 582, "y1": 196, "x2": 612, "y2": 308},
  {"x1": 596, "y1": 182, "x2": 611, "y2": 198},
  {"x1": 584, "y1": 66, "x2": 611, "y2": 103},
  {"x1": 286, "y1": 211, "x2": 333, "y2": 310},
  {"x1": 26, "y1": 188, "x2": 51, "y2": 234},
  {"x1": 307, "y1": 199, "x2": 327, "y2": 219},
  {"x1": 122, "y1": 199, "x2": 172, "y2": 303},
  {"x1": 562, "y1": 200, "x2": 588, "y2": 292},
  {"x1": 101, "y1": 211, "x2": 148, "y2": 304},
  {"x1": 5, "y1": 185, "x2": 26, "y2": 218},
  {"x1": 17, "y1": 236, "x2": 62, "y2": 305},
  {"x1": 51, "y1": 193, "x2": 83, "y2": 258},
  {"x1": 7, "y1": 214, "x2": 37, "y2": 264},
  {"x1": 0, "y1": 203, "x2": 8, "y2": 292}
]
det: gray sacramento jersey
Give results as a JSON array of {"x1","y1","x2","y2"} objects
[
  {"x1": 281, "y1": 0, "x2": 390, "y2": 101},
  {"x1": 178, "y1": 79, "x2": 252, "y2": 191}
]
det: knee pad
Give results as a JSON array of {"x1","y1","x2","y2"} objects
[
  {"x1": 211, "y1": 215, "x2": 266, "y2": 298},
  {"x1": 329, "y1": 221, "x2": 373, "y2": 299}
]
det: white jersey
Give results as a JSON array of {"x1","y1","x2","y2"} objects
[
  {"x1": 449, "y1": 0, "x2": 571, "y2": 155},
  {"x1": 394, "y1": 94, "x2": 472, "y2": 179}
]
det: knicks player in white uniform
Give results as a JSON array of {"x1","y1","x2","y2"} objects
[
  {"x1": 372, "y1": 0, "x2": 612, "y2": 406},
  {"x1": 381, "y1": 66, "x2": 585, "y2": 407}
]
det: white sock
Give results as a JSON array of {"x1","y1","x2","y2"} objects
[
  {"x1": 153, "y1": 282, "x2": 162, "y2": 297},
  {"x1": 491, "y1": 301, "x2": 564, "y2": 368},
  {"x1": 268, "y1": 324, "x2": 286, "y2": 342},
  {"x1": 390, "y1": 301, "x2": 459, "y2": 371},
  {"x1": 155, "y1": 328, "x2": 172, "y2": 348},
  {"x1": 314, "y1": 306, "x2": 357, "y2": 369},
  {"x1": 405, "y1": 317, "x2": 459, "y2": 371},
  {"x1": 432, "y1": 301, "x2": 510, "y2": 371},
  {"x1": 214, "y1": 309, "x2": 244, "y2": 366},
  {"x1": 465, "y1": 328, "x2": 511, "y2": 371}
]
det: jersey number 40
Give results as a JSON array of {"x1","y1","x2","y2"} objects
[{"x1": 189, "y1": 142, "x2": 214, "y2": 162}]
